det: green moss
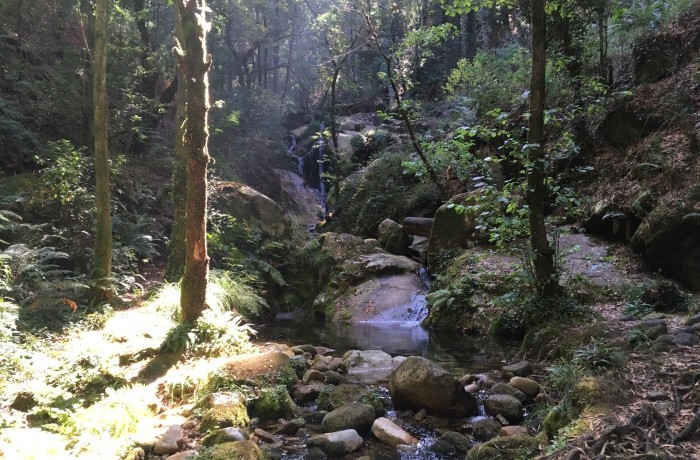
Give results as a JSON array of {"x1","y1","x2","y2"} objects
[
  {"x1": 542, "y1": 405, "x2": 571, "y2": 438},
  {"x1": 248, "y1": 385, "x2": 294, "y2": 421},
  {"x1": 199, "y1": 402, "x2": 250, "y2": 432},
  {"x1": 466, "y1": 435, "x2": 539, "y2": 460},
  {"x1": 200, "y1": 441, "x2": 264, "y2": 460}
]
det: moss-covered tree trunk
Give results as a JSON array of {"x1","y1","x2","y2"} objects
[
  {"x1": 92, "y1": 0, "x2": 112, "y2": 301},
  {"x1": 526, "y1": 0, "x2": 558, "y2": 298},
  {"x1": 174, "y1": 0, "x2": 211, "y2": 322},
  {"x1": 164, "y1": 13, "x2": 187, "y2": 283}
]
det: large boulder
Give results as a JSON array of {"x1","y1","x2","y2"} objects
[
  {"x1": 312, "y1": 233, "x2": 424, "y2": 321},
  {"x1": 342, "y1": 350, "x2": 402, "y2": 384},
  {"x1": 210, "y1": 182, "x2": 291, "y2": 239},
  {"x1": 388, "y1": 356, "x2": 477, "y2": 417},
  {"x1": 427, "y1": 192, "x2": 487, "y2": 268},
  {"x1": 630, "y1": 192, "x2": 700, "y2": 289},
  {"x1": 200, "y1": 441, "x2": 265, "y2": 460},
  {"x1": 377, "y1": 219, "x2": 410, "y2": 255},
  {"x1": 632, "y1": 4, "x2": 700, "y2": 84}
]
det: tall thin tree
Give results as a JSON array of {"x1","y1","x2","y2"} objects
[
  {"x1": 93, "y1": 0, "x2": 113, "y2": 301},
  {"x1": 525, "y1": 0, "x2": 559, "y2": 298},
  {"x1": 174, "y1": 0, "x2": 211, "y2": 322}
]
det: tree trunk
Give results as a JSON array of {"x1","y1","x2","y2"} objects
[
  {"x1": 92, "y1": 0, "x2": 113, "y2": 301},
  {"x1": 174, "y1": 0, "x2": 211, "y2": 323},
  {"x1": 164, "y1": 21, "x2": 188, "y2": 283},
  {"x1": 526, "y1": 0, "x2": 558, "y2": 298}
]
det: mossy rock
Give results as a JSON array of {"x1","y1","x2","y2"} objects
[
  {"x1": 216, "y1": 352, "x2": 298, "y2": 389},
  {"x1": 248, "y1": 385, "x2": 295, "y2": 421},
  {"x1": 201, "y1": 427, "x2": 249, "y2": 446},
  {"x1": 200, "y1": 440, "x2": 265, "y2": 460},
  {"x1": 316, "y1": 384, "x2": 371, "y2": 412},
  {"x1": 465, "y1": 435, "x2": 539, "y2": 460},
  {"x1": 542, "y1": 405, "x2": 571, "y2": 438},
  {"x1": 199, "y1": 392, "x2": 250, "y2": 432}
]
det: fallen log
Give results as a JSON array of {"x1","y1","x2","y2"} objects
[{"x1": 402, "y1": 217, "x2": 433, "y2": 237}]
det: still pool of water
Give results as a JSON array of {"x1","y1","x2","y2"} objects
[{"x1": 255, "y1": 318, "x2": 517, "y2": 376}]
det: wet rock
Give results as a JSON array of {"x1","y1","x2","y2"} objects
[
  {"x1": 154, "y1": 425, "x2": 184, "y2": 455},
  {"x1": 509, "y1": 377, "x2": 540, "y2": 397},
  {"x1": 307, "y1": 429, "x2": 364, "y2": 454},
  {"x1": 311, "y1": 355, "x2": 345, "y2": 373},
  {"x1": 321, "y1": 402, "x2": 376, "y2": 435},
  {"x1": 464, "y1": 383, "x2": 480, "y2": 394},
  {"x1": 253, "y1": 428, "x2": 280, "y2": 444},
  {"x1": 501, "y1": 361, "x2": 532, "y2": 377},
  {"x1": 429, "y1": 431, "x2": 472, "y2": 455},
  {"x1": 491, "y1": 383, "x2": 526, "y2": 403},
  {"x1": 200, "y1": 440, "x2": 265, "y2": 460},
  {"x1": 499, "y1": 425, "x2": 529, "y2": 437},
  {"x1": 343, "y1": 350, "x2": 398, "y2": 384},
  {"x1": 472, "y1": 418, "x2": 502, "y2": 442},
  {"x1": 304, "y1": 447, "x2": 328, "y2": 460},
  {"x1": 389, "y1": 356, "x2": 477, "y2": 417},
  {"x1": 276, "y1": 417, "x2": 306, "y2": 435},
  {"x1": 484, "y1": 395, "x2": 523, "y2": 423},
  {"x1": 317, "y1": 384, "x2": 370, "y2": 411},
  {"x1": 413, "y1": 408, "x2": 428, "y2": 421},
  {"x1": 371, "y1": 417, "x2": 418, "y2": 446},
  {"x1": 199, "y1": 392, "x2": 249, "y2": 432},
  {"x1": 201, "y1": 427, "x2": 250, "y2": 446},
  {"x1": 304, "y1": 411, "x2": 329, "y2": 426},
  {"x1": 377, "y1": 219, "x2": 410, "y2": 255}
]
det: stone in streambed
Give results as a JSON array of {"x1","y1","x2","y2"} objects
[
  {"x1": 389, "y1": 356, "x2": 477, "y2": 417},
  {"x1": 371, "y1": 417, "x2": 417, "y2": 446},
  {"x1": 509, "y1": 376, "x2": 540, "y2": 397},
  {"x1": 321, "y1": 402, "x2": 376, "y2": 435},
  {"x1": 484, "y1": 394, "x2": 523, "y2": 423},
  {"x1": 307, "y1": 429, "x2": 364, "y2": 454},
  {"x1": 491, "y1": 382, "x2": 526, "y2": 403}
]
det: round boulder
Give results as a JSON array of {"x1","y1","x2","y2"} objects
[
  {"x1": 321, "y1": 402, "x2": 376, "y2": 435},
  {"x1": 389, "y1": 356, "x2": 477, "y2": 417},
  {"x1": 484, "y1": 394, "x2": 523, "y2": 423}
]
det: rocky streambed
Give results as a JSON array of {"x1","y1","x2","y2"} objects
[{"x1": 136, "y1": 345, "x2": 549, "y2": 460}]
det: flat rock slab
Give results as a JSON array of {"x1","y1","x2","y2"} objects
[{"x1": 560, "y1": 234, "x2": 625, "y2": 286}]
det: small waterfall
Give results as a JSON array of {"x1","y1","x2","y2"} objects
[
  {"x1": 287, "y1": 133, "x2": 296, "y2": 154},
  {"x1": 318, "y1": 122, "x2": 327, "y2": 219}
]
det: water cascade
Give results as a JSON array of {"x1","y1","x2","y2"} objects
[{"x1": 317, "y1": 122, "x2": 327, "y2": 219}]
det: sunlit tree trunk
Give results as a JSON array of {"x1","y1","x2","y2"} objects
[
  {"x1": 174, "y1": 0, "x2": 211, "y2": 322},
  {"x1": 92, "y1": 0, "x2": 113, "y2": 302},
  {"x1": 164, "y1": 21, "x2": 187, "y2": 283},
  {"x1": 526, "y1": 0, "x2": 558, "y2": 298}
]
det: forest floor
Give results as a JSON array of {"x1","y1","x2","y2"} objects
[{"x1": 1, "y1": 236, "x2": 700, "y2": 459}]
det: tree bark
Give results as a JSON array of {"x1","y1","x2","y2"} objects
[
  {"x1": 174, "y1": 0, "x2": 211, "y2": 323},
  {"x1": 164, "y1": 24, "x2": 187, "y2": 283},
  {"x1": 92, "y1": 0, "x2": 113, "y2": 301},
  {"x1": 526, "y1": 0, "x2": 559, "y2": 298}
]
